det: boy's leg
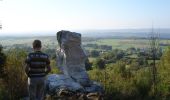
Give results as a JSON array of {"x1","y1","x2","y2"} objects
[
  {"x1": 28, "y1": 78, "x2": 36, "y2": 100},
  {"x1": 36, "y1": 77, "x2": 45, "y2": 100}
]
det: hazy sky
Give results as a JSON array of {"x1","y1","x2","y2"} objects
[{"x1": 0, "y1": 0, "x2": 170, "y2": 34}]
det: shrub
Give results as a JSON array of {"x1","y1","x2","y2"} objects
[{"x1": 3, "y1": 49, "x2": 28, "y2": 99}]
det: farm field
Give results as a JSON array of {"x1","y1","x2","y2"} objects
[
  {"x1": 84, "y1": 38, "x2": 170, "y2": 50},
  {"x1": 1, "y1": 36, "x2": 170, "y2": 50}
]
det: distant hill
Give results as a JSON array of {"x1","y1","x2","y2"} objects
[
  {"x1": 0, "y1": 29, "x2": 170, "y2": 38},
  {"x1": 79, "y1": 29, "x2": 170, "y2": 39}
]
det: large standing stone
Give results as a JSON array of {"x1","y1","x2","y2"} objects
[{"x1": 56, "y1": 30, "x2": 90, "y2": 86}]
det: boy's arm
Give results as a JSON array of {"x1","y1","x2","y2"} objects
[
  {"x1": 25, "y1": 55, "x2": 30, "y2": 76},
  {"x1": 25, "y1": 64, "x2": 29, "y2": 76},
  {"x1": 46, "y1": 56, "x2": 51, "y2": 74},
  {"x1": 46, "y1": 65, "x2": 51, "y2": 74}
]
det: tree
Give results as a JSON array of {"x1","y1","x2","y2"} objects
[
  {"x1": 116, "y1": 50, "x2": 124, "y2": 60},
  {"x1": 0, "y1": 44, "x2": 6, "y2": 78},
  {"x1": 149, "y1": 30, "x2": 159, "y2": 96},
  {"x1": 127, "y1": 47, "x2": 136, "y2": 55},
  {"x1": 93, "y1": 58, "x2": 105, "y2": 69},
  {"x1": 138, "y1": 57, "x2": 146, "y2": 66},
  {"x1": 90, "y1": 50, "x2": 100, "y2": 57},
  {"x1": 85, "y1": 58, "x2": 92, "y2": 71}
]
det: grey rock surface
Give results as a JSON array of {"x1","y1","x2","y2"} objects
[{"x1": 56, "y1": 30, "x2": 90, "y2": 86}]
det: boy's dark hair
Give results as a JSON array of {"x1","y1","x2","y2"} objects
[{"x1": 33, "y1": 40, "x2": 42, "y2": 48}]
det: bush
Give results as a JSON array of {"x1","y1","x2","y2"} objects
[
  {"x1": 3, "y1": 49, "x2": 28, "y2": 99},
  {"x1": 88, "y1": 63, "x2": 155, "y2": 100},
  {"x1": 157, "y1": 47, "x2": 170, "y2": 99}
]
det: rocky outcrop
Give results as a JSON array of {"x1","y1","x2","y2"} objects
[{"x1": 46, "y1": 30, "x2": 103, "y2": 100}]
